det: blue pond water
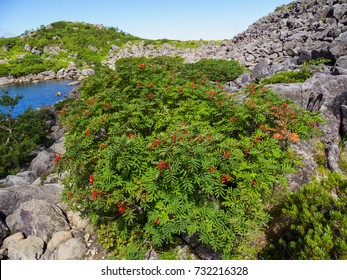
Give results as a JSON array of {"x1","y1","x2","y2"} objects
[{"x1": 0, "y1": 80, "x2": 76, "y2": 117}]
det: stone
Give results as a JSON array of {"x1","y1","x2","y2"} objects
[
  {"x1": 251, "y1": 60, "x2": 271, "y2": 81},
  {"x1": 29, "y1": 150, "x2": 55, "y2": 175},
  {"x1": 331, "y1": 31, "x2": 347, "y2": 59},
  {"x1": 0, "y1": 184, "x2": 63, "y2": 216},
  {"x1": 270, "y1": 74, "x2": 347, "y2": 145},
  {"x1": 81, "y1": 68, "x2": 95, "y2": 76},
  {"x1": 7, "y1": 236, "x2": 45, "y2": 260},
  {"x1": 56, "y1": 237, "x2": 87, "y2": 260},
  {"x1": 67, "y1": 210, "x2": 91, "y2": 230},
  {"x1": 286, "y1": 141, "x2": 318, "y2": 191},
  {"x1": 3, "y1": 170, "x2": 38, "y2": 187},
  {"x1": 1, "y1": 232, "x2": 25, "y2": 250},
  {"x1": 333, "y1": 55, "x2": 347, "y2": 74},
  {"x1": 31, "y1": 177, "x2": 43, "y2": 186},
  {"x1": 66, "y1": 81, "x2": 80, "y2": 86},
  {"x1": 47, "y1": 231, "x2": 73, "y2": 252},
  {"x1": 49, "y1": 138, "x2": 66, "y2": 154},
  {"x1": 24, "y1": 43, "x2": 31, "y2": 52},
  {"x1": 333, "y1": 3, "x2": 347, "y2": 20},
  {"x1": 326, "y1": 144, "x2": 343, "y2": 173},
  {"x1": 0, "y1": 77, "x2": 9, "y2": 85},
  {"x1": 6, "y1": 199, "x2": 70, "y2": 242}
]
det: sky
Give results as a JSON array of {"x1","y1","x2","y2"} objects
[{"x1": 0, "y1": 0, "x2": 291, "y2": 40}]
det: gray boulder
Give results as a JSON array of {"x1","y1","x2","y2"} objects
[
  {"x1": 49, "y1": 137, "x2": 66, "y2": 154},
  {"x1": 3, "y1": 170, "x2": 38, "y2": 187},
  {"x1": 331, "y1": 31, "x2": 347, "y2": 59},
  {"x1": 7, "y1": 236, "x2": 45, "y2": 260},
  {"x1": 23, "y1": 43, "x2": 31, "y2": 52},
  {"x1": 285, "y1": 141, "x2": 318, "y2": 191},
  {"x1": 270, "y1": 73, "x2": 347, "y2": 145},
  {"x1": 251, "y1": 60, "x2": 271, "y2": 81},
  {"x1": 326, "y1": 144, "x2": 343, "y2": 173},
  {"x1": 333, "y1": 55, "x2": 347, "y2": 75},
  {"x1": 6, "y1": 199, "x2": 70, "y2": 242},
  {"x1": 0, "y1": 184, "x2": 63, "y2": 216},
  {"x1": 29, "y1": 150, "x2": 55, "y2": 175},
  {"x1": 56, "y1": 237, "x2": 87, "y2": 260},
  {"x1": 47, "y1": 231, "x2": 73, "y2": 252},
  {"x1": 81, "y1": 68, "x2": 95, "y2": 76}
]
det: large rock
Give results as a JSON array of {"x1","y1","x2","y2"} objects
[
  {"x1": 29, "y1": 150, "x2": 55, "y2": 175},
  {"x1": 1, "y1": 232, "x2": 25, "y2": 250},
  {"x1": 331, "y1": 31, "x2": 347, "y2": 59},
  {"x1": 56, "y1": 237, "x2": 87, "y2": 260},
  {"x1": 5, "y1": 199, "x2": 70, "y2": 242},
  {"x1": 81, "y1": 68, "x2": 95, "y2": 76},
  {"x1": 251, "y1": 60, "x2": 271, "y2": 81},
  {"x1": 7, "y1": 236, "x2": 45, "y2": 260},
  {"x1": 49, "y1": 137, "x2": 66, "y2": 154},
  {"x1": 286, "y1": 141, "x2": 318, "y2": 191},
  {"x1": 0, "y1": 77, "x2": 9, "y2": 85},
  {"x1": 3, "y1": 171, "x2": 38, "y2": 187},
  {"x1": 270, "y1": 73, "x2": 347, "y2": 145},
  {"x1": 47, "y1": 231, "x2": 73, "y2": 252},
  {"x1": 0, "y1": 184, "x2": 63, "y2": 216}
]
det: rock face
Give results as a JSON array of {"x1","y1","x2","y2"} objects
[
  {"x1": 5, "y1": 199, "x2": 71, "y2": 242},
  {"x1": 104, "y1": 0, "x2": 347, "y2": 70}
]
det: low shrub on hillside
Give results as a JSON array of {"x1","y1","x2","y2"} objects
[
  {"x1": 0, "y1": 91, "x2": 47, "y2": 177},
  {"x1": 261, "y1": 58, "x2": 331, "y2": 85},
  {"x1": 183, "y1": 58, "x2": 244, "y2": 83},
  {"x1": 58, "y1": 57, "x2": 322, "y2": 259},
  {"x1": 262, "y1": 172, "x2": 347, "y2": 259}
]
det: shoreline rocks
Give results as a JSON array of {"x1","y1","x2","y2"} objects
[{"x1": 0, "y1": 66, "x2": 94, "y2": 86}]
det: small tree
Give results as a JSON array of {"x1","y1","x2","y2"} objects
[{"x1": 0, "y1": 90, "x2": 46, "y2": 177}]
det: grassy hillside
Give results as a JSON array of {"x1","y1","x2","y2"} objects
[
  {"x1": 0, "y1": 21, "x2": 224, "y2": 78},
  {"x1": 0, "y1": 21, "x2": 140, "y2": 77}
]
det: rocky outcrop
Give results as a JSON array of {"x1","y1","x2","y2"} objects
[
  {"x1": 104, "y1": 0, "x2": 347, "y2": 70},
  {"x1": 270, "y1": 72, "x2": 347, "y2": 175},
  {"x1": 228, "y1": 0, "x2": 347, "y2": 67}
]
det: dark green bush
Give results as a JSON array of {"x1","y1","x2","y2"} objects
[
  {"x1": 262, "y1": 172, "x2": 347, "y2": 259},
  {"x1": 183, "y1": 59, "x2": 244, "y2": 83}
]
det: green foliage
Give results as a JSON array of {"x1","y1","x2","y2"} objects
[
  {"x1": 261, "y1": 58, "x2": 331, "y2": 85},
  {"x1": 261, "y1": 68, "x2": 311, "y2": 84},
  {"x1": 58, "y1": 56, "x2": 322, "y2": 259},
  {"x1": 184, "y1": 59, "x2": 244, "y2": 83},
  {"x1": 0, "y1": 21, "x2": 139, "y2": 77},
  {"x1": 264, "y1": 173, "x2": 347, "y2": 259},
  {"x1": 0, "y1": 54, "x2": 68, "y2": 77},
  {"x1": 0, "y1": 90, "x2": 47, "y2": 177}
]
